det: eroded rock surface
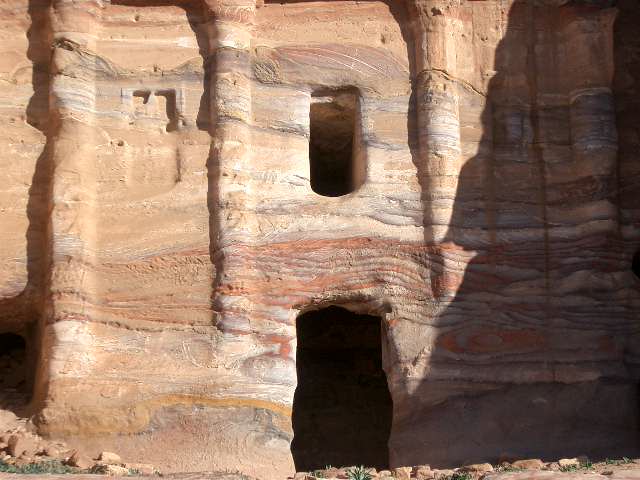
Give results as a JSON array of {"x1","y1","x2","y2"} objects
[{"x1": 0, "y1": 0, "x2": 639, "y2": 479}]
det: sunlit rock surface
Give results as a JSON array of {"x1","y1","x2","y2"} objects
[{"x1": 0, "y1": 0, "x2": 639, "y2": 478}]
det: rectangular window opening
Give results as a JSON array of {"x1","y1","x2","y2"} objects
[{"x1": 309, "y1": 89, "x2": 365, "y2": 197}]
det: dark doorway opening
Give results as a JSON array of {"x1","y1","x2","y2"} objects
[
  {"x1": 291, "y1": 306, "x2": 392, "y2": 471},
  {"x1": 0, "y1": 332, "x2": 30, "y2": 411},
  {"x1": 632, "y1": 251, "x2": 640, "y2": 280},
  {"x1": 309, "y1": 90, "x2": 365, "y2": 197}
]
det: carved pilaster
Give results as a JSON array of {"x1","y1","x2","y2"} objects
[
  {"x1": 32, "y1": 0, "x2": 102, "y2": 410},
  {"x1": 206, "y1": 0, "x2": 258, "y2": 333},
  {"x1": 563, "y1": 7, "x2": 619, "y2": 233}
]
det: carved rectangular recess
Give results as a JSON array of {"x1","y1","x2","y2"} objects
[
  {"x1": 309, "y1": 89, "x2": 365, "y2": 197},
  {"x1": 122, "y1": 87, "x2": 185, "y2": 131}
]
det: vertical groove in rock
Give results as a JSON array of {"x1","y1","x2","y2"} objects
[
  {"x1": 525, "y1": 4, "x2": 550, "y2": 295},
  {"x1": 21, "y1": 0, "x2": 54, "y2": 416},
  {"x1": 524, "y1": 3, "x2": 554, "y2": 382}
]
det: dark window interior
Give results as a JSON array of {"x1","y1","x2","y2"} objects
[{"x1": 309, "y1": 91, "x2": 363, "y2": 197}]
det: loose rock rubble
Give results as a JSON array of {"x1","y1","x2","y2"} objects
[
  {"x1": 291, "y1": 457, "x2": 640, "y2": 480},
  {"x1": 0, "y1": 415, "x2": 158, "y2": 476},
  {"x1": 511, "y1": 460, "x2": 545, "y2": 470}
]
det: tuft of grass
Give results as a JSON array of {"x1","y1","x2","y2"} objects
[
  {"x1": 0, "y1": 459, "x2": 158, "y2": 476},
  {"x1": 0, "y1": 461, "x2": 20, "y2": 474},
  {"x1": 312, "y1": 470, "x2": 326, "y2": 478},
  {"x1": 346, "y1": 466, "x2": 373, "y2": 480},
  {"x1": 448, "y1": 473, "x2": 473, "y2": 480},
  {"x1": 559, "y1": 465, "x2": 578, "y2": 473},
  {"x1": 0, "y1": 460, "x2": 77, "y2": 475},
  {"x1": 89, "y1": 464, "x2": 107, "y2": 474},
  {"x1": 604, "y1": 457, "x2": 635, "y2": 466},
  {"x1": 496, "y1": 465, "x2": 523, "y2": 473},
  {"x1": 581, "y1": 461, "x2": 593, "y2": 470}
]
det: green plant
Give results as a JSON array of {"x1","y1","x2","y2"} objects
[
  {"x1": 129, "y1": 468, "x2": 142, "y2": 476},
  {"x1": 605, "y1": 459, "x2": 616, "y2": 465},
  {"x1": 346, "y1": 466, "x2": 373, "y2": 480},
  {"x1": 89, "y1": 464, "x2": 106, "y2": 474},
  {"x1": 622, "y1": 458, "x2": 634, "y2": 464},
  {"x1": 581, "y1": 461, "x2": 593, "y2": 470},
  {"x1": 449, "y1": 473, "x2": 472, "y2": 480},
  {"x1": 496, "y1": 465, "x2": 522, "y2": 473},
  {"x1": 313, "y1": 470, "x2": 326, "y2": 478},
  {"x1": 0, "y1": 461, "x2": 19, "y2": 474},
  {"x1": 0, "y1": 460, "x2": 77, "y2": 475},
  {"x1": 559, "y1": 465, "x2": 578, "y2": 473}
]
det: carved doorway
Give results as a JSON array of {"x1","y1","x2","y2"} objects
[
  {"x1": 0, "y1": 331, "x2": 31, "y2": 413},
  {"x1": 291, "y1": 306, "x2": 392, "y2": 471}
]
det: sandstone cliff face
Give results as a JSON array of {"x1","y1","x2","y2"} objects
[{"x1": 0, "y1": 0, "x2": 639, "y2": 479}]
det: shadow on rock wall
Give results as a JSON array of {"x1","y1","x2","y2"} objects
[
  {"x1": 393, "y1": 0, "x2": 640, "y2": 467},
  {"x1": 0, "y1": 0, "x2": 53, "y2": 416},
  {"x1": 12, "y1": 0, "x2": 640, "y2": 471}
]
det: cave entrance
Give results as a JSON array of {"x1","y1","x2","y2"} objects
[
  {"x1": 0, "y1": 331, "x2": 31, "y2": 412},
  {"x1": 291, "y1": 306, "x2": 392, "y2": 471}
]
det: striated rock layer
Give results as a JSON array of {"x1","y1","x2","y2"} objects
[{"x1": 1, "y1": 0, "x2": 639, "y2": 478}]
